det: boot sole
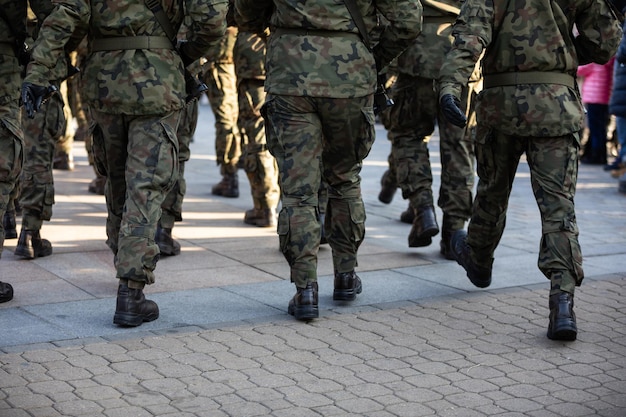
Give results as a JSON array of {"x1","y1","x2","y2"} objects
[
  {"x1": 114, "y1": 311, "x2": 159, "y2": 327},
  {"x1": 14, "y1": 247, "x2": 35, "y2": 259},
  {"x1": 288, "y1": 304, "x2": 319, "y2": 320},
  {"x1": 547, "y1": 319, "x2": 577, "y2": 341},
  {"x1": 333, "y1": 281, "x2": 363, "y2": 301}
]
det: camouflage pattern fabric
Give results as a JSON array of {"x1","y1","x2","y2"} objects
[
  {"x1": 202, "y1": 27, "x2": 240, "y2": 175},
  {"x1": 0, "y1": 0, "x2": 27, "y2": 254},
  {"x1": 235, "y1": 31, "x2": 279, "y2": 211},
  {"x1": 160, "y1": 99, "x2": 197, "y2": 228},
  {"x1": 385, "y1": 1, "x2": 478, "y2": 232},
  {"x1": 439, "y1": 0, "x2": 622, "y2": 293},
  {"x1": 263, "y1": 94, "x2": 374, "y2": 287},
  {"x1": 24, "y1": 0, "x2": 228, "y2": 286},
  {"x1": 91, "y1": 110, "x2": 180, "y2": 284},
  {"x1": 26, "y1": 0, "x2": 229, "y2": 116},
  {"x1": 19, "y1": 92, "x2": 66, "y2": 230},
  {"x1": 235, "y1": 0, "x2": 423, "y2": 98},
  {"x1": 17, "y1": 1, "x2": 74, "y2": 236},
  {"x1": 237, "y1": 0, "x2": 422, "y2": 288}
]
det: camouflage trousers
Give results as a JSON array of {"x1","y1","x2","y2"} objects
[
  {"x1": 264, "y1": 94, "x2": 375, "y2": 288},
  {"x1": 203, "y1": 62, "x2": 240, "y2": 175},
  {"x1": 0, "y1": 103, "x2": 24, "y2": 255},
  {"x1": 19, "y1": 93, "x2": 66, "y2": 231},
  {"x1": 387, "y1": 74, "x2": 476, "y2": 232},
  {"x1": 468, "y1": 128, "x2": 584, "y2": 295},
  {"x1": 91, "y1": 110, "x2": 180, "y2": 285},
  {"x1": 160, "y1": 100, "x2": 197, "y2": 228},
  {"x1": 239, "y1": 79, "x2": 279, "y2": 210}
]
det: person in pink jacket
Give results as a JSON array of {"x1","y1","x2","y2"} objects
[{"x1": 578, "y1": 57, "x2": 616, "y2": 165}]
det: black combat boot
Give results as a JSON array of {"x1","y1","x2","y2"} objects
[
  {"x1": 450, "y1": 230, "x2": 492, "y2": 288},
  {"x1": 399, "y1": 204, "x2": 415, "y2": 224},
  {"x1": 440, "y1": 230, "x2": 456, "y2": 260},
  {"x1": 288, "y1": 282, "x2": 319, "y2": 320},
  {"x1": 408, "y1": 206, "x2": 439, "y2": 247},
  {"x1": 155, "y1": 225, "x2": 181, "y2": 256},
  {"x1": 3, "y1": 210, "x2": 17, "y2": 239},
  {"x1": 244, "y1": 208, "x2": 277, "y2": 227},
  {"x1": 547, "y1": 292, "x2": 577, "y2": 341},
  {"x1": 0, "y1": 281, "x2": 14, "y2": 303},
  {"x1": 333, "y1": 271, "x2": 363, "y2": 301},
  {"x1": 88, "y1": 175, "x2": 106, "y2": 195},
  {"x1": 378, "y1": 170, "x2": 397, "y2": 204},
  {"x1": 113, "y1": 283, "x2": 159, "y2": 327},
  {"x1": 15, "y1": 229, "x2": 53, "y2": 259},
  {"x1": 211, "y1": 173, "x2": 239, "y2": 198}
]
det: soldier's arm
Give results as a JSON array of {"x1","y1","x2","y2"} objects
[
  {"x1": 25, "y1": 0, "x2": 89, "y2": 86},
  {"x1": 181, "y1": 0, "x2": 228, "y2": 64},
  {"x1": 438, "y1": 0, "x2": 490, "y2": 99},
  {"x1": 373, "y1": 0, "x2": 423, "y2": 71},
  {"x1": 573, "y1": 0, "x2": 622, "y2": 65},
  {"x1": 234, "y1": 0, "x2": 273, "y2": 35}
]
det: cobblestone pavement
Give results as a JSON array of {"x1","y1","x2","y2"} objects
[
  {"x1": 1, "y1": 276, "x2": 625, "y2": 417},
  {"x1": 1, "y1": 102, "x2": 625, "y2": 416}
]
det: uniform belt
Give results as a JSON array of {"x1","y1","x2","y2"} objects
[
  {"x1": 91, "y1": 36, "x2": 174, "y2": 51},
  {"x1": 272, "y1": 27, "x2": 359, "y2": 39},
  {"x1": 0, "y1": 42, "x2": 15, "y2": 57},
  {"x1": 483, "y1": 72, "x2": 575, "y2": 89}
]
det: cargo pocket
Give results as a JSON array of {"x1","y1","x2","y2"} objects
[
  {"x1": 277, "y1": 209, "x2": 293, "y2": 265},
  {"x1": 91, "y1": 124, "x2": 108, "y2": 177},
  {"x1": 0, "y1": 122, "x2": 24, "y2": 182},
  {"x1": 474, "y1": 126, "x2": 496, "y2": 183},
  {"x1": 153, "y1": 117, "x2": 179, "y2": 193},
  {"x1": 355, "y1": 107, "x2": 376, "y2": 162},
  {"x1": 41, "y1": 183, "x2": 55, "y2": 221},
  {"x1": 349, "y1": 200, "x2": 366, "y2": 244}
]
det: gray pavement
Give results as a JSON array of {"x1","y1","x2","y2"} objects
[{"x1": 1, "y1": 100, "x2": 625, "y2": 416}]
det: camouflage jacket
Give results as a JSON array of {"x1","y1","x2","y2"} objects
[
  {"x1": 234, "y1": 0, "x2": 422, "y2": 98},
  {"x1": 24, "y1": 0, "x2": 228, "y2": 115},
  {"x1": 439, "y1": 0, "x2": 623, "y2": 137},
  {"x1": 396, "y1": 0, "x2": 460, "y2": 78},
  {"x1": 0, "y1": 0, "x2": 51, "y2": 124}
]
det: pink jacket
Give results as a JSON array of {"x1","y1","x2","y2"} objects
[{"x1": 577, "y1": 57, "x2": 616, "y2": 105}]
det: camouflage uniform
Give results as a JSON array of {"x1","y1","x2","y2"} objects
[
  {"x1": 202, "y1": 26, "x2": 241, "y2": 198},
  {"x1": 439, "y1": 0, "x2": 622, "y2": 340},
  {"x1": 23, "y1": 0, "x2": 228, "y2": 326},
  {"x1": 235, "y1": 30, "x2": 280, "y2": 227},
  {"x1": 384, "y1": 0, "x2": 480, "y2": 255},
  {"x1": 0, "y1": 0, "x2": 28, "y2": 302},
  {"x1": 235, "y1": 0, "x2": 422, "y2": 319}
]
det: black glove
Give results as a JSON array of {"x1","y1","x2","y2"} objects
[
  {"x1": 440, "y1": 94, "x2": 467, "y2": 128},
  {"x1": 21, "y1": 82, "x2": 48, "y2": 119}
]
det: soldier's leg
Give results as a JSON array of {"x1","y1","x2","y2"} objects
[
  {"x1": 527, "y1": 134, "x2": 581, "y2": 341},
  {"x1": 388, "y1": 75, "x2": 439, "y2": 248},
  {"x1": 0, "y1": 109, "x2": 23, "y2": 303},
  {"x1": 53, "y1": 80, "x2": 74, "y2": 171},
  {"x1": 465, "y1": 128, "x2": 525, "y2": 271},
  {"x1": 319, "y1": 96, "x2": 373, "y2": 301},
  {"x1": 16, "y1": 93, "x2": 66, "y2": 259},
  {"x1": 437, "y1": 82, "x2": 476, "y2": 259},
  {"x1": 239, "y1": 78, "x2": 279, "y2": 227},
  {"x1": 157, "y1": 100, "x2": 197, "y2": 256},
  {"x1": 203, "y1": 62, "x2": 240, "y2": 197},
  {"x1": 264, "y1": 94, "x2": 322, "y2": 320}
]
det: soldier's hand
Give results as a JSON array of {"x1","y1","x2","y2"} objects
[
  {"x1": 21, "y1": 82, "x2": 48, "y2": 119},
  {"x1": 440, "y1": 94, "x2": 467, "y2": 128}
]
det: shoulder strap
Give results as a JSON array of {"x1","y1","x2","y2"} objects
[
  {"x1": 145, "y1": 0, "x2": 177, "y2": 44},
  {"x1": 342, "y1": 0, "x2": 372, "y2": 51}
]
